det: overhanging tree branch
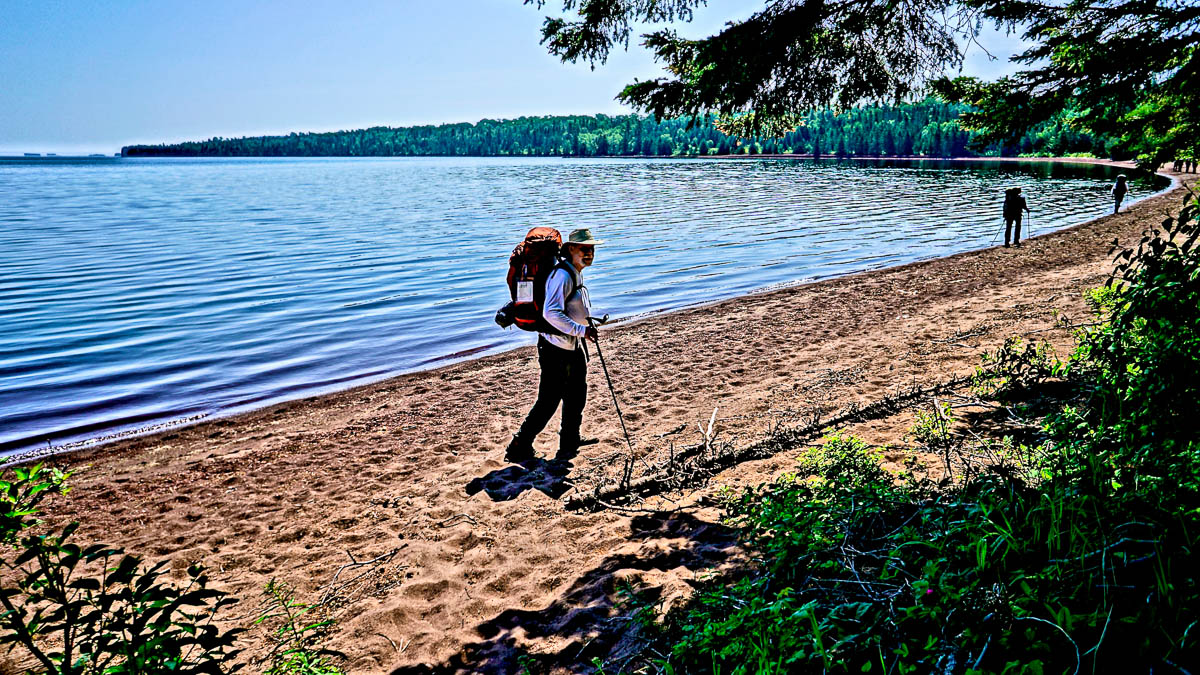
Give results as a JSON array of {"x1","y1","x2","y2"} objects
[{"x1": 529, "y1": 0, "x2": 1200, "y2": 162}]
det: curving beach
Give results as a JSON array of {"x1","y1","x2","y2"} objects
[{"x1": 30, "y1": 162, "x2": 1196, "y2": 674}]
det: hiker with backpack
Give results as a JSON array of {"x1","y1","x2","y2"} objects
[
  {"x1": 500, "y1": 228, "x2": 603, "y2": 462},
  {"x1": 1111, "y1": 174, "x2": 1130, "y2": 214},
  {"x1": 1003, "y1": 186, "x2": 1031, "y2": 248}
]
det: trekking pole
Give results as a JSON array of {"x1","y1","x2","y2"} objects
[
  {"x1": 990, "y1": 220, "x2": 1005, "y2": 247},
  {"x1": 587, "y1": 315, "x2": 635, "y2": 457}
]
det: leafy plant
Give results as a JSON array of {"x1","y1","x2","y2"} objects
[
  {"x1": 796, "y1": 432, "x2": 894, "y2": 493},
  {"x1": 0, "y1": 464, "x2": 69, "y2": 545},
  {"x1": 0, "y1": 465, "x2": 241, "y2": 675},
  {"x1": 908, "y1": 400, "x2": 955, "y2": 450},
  {"x1": 253, "y1": 581, "x2": 341, "y2": 675},
  {"x1": 969, "y1": 337, "x2": 1058, "y2": 401}
]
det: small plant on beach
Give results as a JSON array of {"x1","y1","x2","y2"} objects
[
  {"x1": 969, "y1": 336, "x2": 1058, "y2": 400},
  {"x1": 908, "y1": 400, "x2": 967, "y2": 479},
  {"x1": 614, "y1": 580, "x2": 662, "y2": 634},
  {"x1": 796, "y1": 432, "x2": 893, "y2": 492},
  {"x1": 907, "y1": 400, "x2": 955, "y2": 451},
  {"x1": 0, "y1": 465, "x2": 241, "y2": 675},
  {"x1": 253, "y1": 580, "x2": 341, "y2": 675}
]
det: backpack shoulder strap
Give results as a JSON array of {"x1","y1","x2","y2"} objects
[{"x1": 554, "y1": 260, "x2": 582, "y2": 300}]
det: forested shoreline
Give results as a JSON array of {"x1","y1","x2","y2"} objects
[{"x1": 122, "y1": 100, "x2": 1106, "y2": 159}]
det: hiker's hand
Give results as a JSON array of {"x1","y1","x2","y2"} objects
[{"x1": 585, "y1": 326, "x2": 599, "y2": 343}]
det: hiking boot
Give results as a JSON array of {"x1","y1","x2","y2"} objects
[{"x1": 504, "y1": 435, "x2": 535, "y2": 462}]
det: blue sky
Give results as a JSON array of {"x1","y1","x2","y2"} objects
[{"x1": 0, "y1": 1, "x2": 1031, "y2": 154}]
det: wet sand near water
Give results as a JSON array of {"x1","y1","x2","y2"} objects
[{"x1": 22, "y1": 163, "x2": 1195, "y2": 674}]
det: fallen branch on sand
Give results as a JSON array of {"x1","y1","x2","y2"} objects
[
  {"x1": 318, "y1": 548, "x2": 404, "y2": 608},
  {"x1": 566, "y1": 375, "x2": 972, "y2": 510}
]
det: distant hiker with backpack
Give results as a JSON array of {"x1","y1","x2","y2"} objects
[
  {"x1": 1003, "y1": 187, "x2": 1031, "y2": 248},
  {"x1": 501, "y1": 228, "x2": 602, "y2": 462},
  {"x1": 1111, "y1": 174, "x2": 1130, "y2": 214}
]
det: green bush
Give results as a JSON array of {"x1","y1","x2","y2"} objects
[
  {"x1": 641, "y1": 194, "x2": 1200, "y2": 674},
  {"x1": 1057, "y1": 196, "x2": 1200, "y2": 501},
  {"x1": 969, "y1": 337, "x2": 1058, "y2": 401}
]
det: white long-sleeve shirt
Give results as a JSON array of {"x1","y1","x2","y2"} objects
[{"x1": 541, "y1": 265, "x2": 590, "y2": 352}]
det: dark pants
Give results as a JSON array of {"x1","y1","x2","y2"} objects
[
  {"x1": 516, "y1": 337, "x2": 587, "y2": 447},
  {"x1": 1005, "y1": 216, "x2": 1022, "y2": 245}
]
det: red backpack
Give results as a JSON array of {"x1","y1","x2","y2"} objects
[{"x1": 494, "y1": 227, "x2": 577, "y2": 335}]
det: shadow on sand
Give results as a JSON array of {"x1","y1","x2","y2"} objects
[
  {"x1": 465, "y1": 455, "x2": 577, "y2": 501},
  {"x1": 389, "y1": 511, "x2": 741, "y2": 674}
]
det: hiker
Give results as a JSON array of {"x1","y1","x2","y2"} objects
[
  {"x1": 1112, "y1": 174, "x2": 1130, "y2": 214},
  {"x1": 1003, "y1": 187, "x2": 1031, "y2": 248},
  {"x1": 504, "y1": 228, "x2": 602, "y2": 462}
]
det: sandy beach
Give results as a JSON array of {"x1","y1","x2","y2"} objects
[{"x1": 24, "y1": 163, "x2": 1196, "y2": 674}]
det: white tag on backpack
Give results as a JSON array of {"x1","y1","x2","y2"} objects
[{"x1": 516, "y1": 281, "x2": 533, "y2": 303}]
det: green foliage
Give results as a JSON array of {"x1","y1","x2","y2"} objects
[
  {"x1": 908, "y1": 401, "x2": 956, "y2": 451},
  {"x1": 531, "y1": 0, "x2": 970, "y2": 127},
  {"x1": 1056, "y1": 193, "x2": 1200, "y2": 502},
  {"x1": 529, "y1": 1, "x2": 1197, "y2": 165},
  {"x1": 253, "y1": 581, "x2": 341, "y2": 675},
  {"x1": 795, "y1": 432, "x2": 895, "y2": 495},
  {"x1": 638, "y1": 196, "x2": 1200, "y2": 673},
  {"x1": 970, "y1": 337, "x2": 1058, "y2": 401},
  {"x1": 0, "y1": 464, "x2": 69, "y2": 545},
  {"x1": 0, "y1": 466, "x2": 241, "y2": 675},
  {"x1": 121, "y1": 103, "x2": 1065, "y2": 159},
  {"x1": 932, "y1": 2, "x2": 1200, "y2": 166}
]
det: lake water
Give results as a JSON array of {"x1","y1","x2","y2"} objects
[{"x1": 0, "y1": 157, "x2": 1166, "y2": 455}]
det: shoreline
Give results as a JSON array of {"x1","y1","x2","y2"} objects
[
  {"x1": 34, "y1": 166, "x2": 1194, "y2": 673},
  {"x1": 43, "y1": 152, "x2": 1184, "y2": 170},
  {"x1": 4, "y1": 156, "x2": 1172, "y2": 461}
]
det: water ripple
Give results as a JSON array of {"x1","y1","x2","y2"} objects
[{"x1": 0, "y1": 156, "x2": 1165, "y2": 454}]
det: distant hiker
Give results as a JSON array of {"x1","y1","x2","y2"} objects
[
  {"x1": 504, "y1": 228, "x2": 602, "y2": 462},
  {"x1": 1112, "y1": 174, "x2": 1130, "y2": 214},
  {"x1": 1003, "y1": 187, "x2": 1031, "y2": 248},
  {"x1": 1173, "y1": 159, "x2": 1183, "y2": 172}
]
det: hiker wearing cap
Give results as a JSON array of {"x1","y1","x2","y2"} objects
[
  {"x1": 1112, "y1": 174, "x2": 1130, "y2": 214},
  {"x1": 1003, "y1": 187, "x2": 1031, "y2": 248},
  {"x1": 505, "y1": 228, "x2": 602, "y2": 462}
]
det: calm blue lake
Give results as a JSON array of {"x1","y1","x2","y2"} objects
[{"x1": 0, "y1": 157, "x2": 1165, "y2": 455}]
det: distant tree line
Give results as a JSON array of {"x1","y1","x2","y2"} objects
[{"x1": 122, "y1": 100, "x2": 1106, "y2": 159}]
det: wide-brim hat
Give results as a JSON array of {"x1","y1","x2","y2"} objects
[{"x1": 564, "y1": 228, "x2": 604, "y2": 246}]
